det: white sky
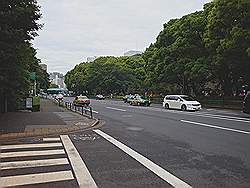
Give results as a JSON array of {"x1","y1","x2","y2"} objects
[{"x1": 33, "y1": 0, "x2": 211, "y2": 74}]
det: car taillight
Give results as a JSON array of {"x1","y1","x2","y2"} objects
[{"x1": 86, "y1": 100, "x2": 90, "y2": 103}]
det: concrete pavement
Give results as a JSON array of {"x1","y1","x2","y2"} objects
[{"x1": 0, "y1": 99, "x2": 98, "y2": 141}]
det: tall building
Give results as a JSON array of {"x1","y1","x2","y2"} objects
[
  {"x1": 49, "y1": 72, "x2": 65, "y2": 88},
  {"x1": 40, "y1": 64, "x2": 47, "y2": 72},
  {"x1": 124, "y1": 50, "x2": 143, "y2": 56}
]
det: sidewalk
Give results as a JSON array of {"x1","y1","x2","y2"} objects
[{"x1": 0, "y1": 99, "x2": 98, "y2": 141}]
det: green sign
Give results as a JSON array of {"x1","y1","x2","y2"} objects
[{"x1": 30, "y1": 72, "x2": 36, "y2": 80}]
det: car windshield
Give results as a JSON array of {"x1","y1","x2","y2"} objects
[
  {"x1": 78, "y1": 96, "x2": 87, "y2": 99},
  {"x1": 181, "y1": 96, "x2": 195, "y2": 101}
]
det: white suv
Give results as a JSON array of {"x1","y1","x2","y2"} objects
[{"x1": 163, "y1": 95, "x2": 201, "y2": 111}]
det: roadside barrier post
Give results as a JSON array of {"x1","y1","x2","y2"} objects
[{"x1": 90, "y1": 106, "x2": 93, "y2": 119}]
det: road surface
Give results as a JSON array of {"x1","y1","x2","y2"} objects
[{"x1": 1, "y1": 98, "x2": 250, "y2": 188}]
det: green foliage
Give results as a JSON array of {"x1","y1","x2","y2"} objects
[
  {"x1": 0, "y1": 0, "x2": 47, "y2": 112},
  {"x1": 65, "y1": 56, "x2": 146, "y2": 95},
  {"x1": 144, "y1": 0, "x2": 249, "y2": 96},
  {"x1": 144, "y1": 10, "x2": 211, "y2": 95},
  {"x1": 204, "y1": 0, "x2": 250, "y2": 96},
  {"x1": 66, "y1": 0, "x2": 249, "y2": 97}
]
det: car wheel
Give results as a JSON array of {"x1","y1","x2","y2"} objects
[
  {"x1": 164, "y1": 103, "x2": 169, "y2": 109},
  {"x1": 181, "y1": 104, "x2": 187, "y2": 111}
]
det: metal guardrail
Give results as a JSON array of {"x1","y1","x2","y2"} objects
[{"x1": 64, "y1": 101, "x2": 93, "y2": 119}]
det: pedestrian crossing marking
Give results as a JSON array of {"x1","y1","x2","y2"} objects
[
  {"x1": 43, "y1": 137, "x2": 61, "y2": 142},
  {"x1": 0, "y1": 149, "x2": 65, "y2": 158},
  {"x1": 0, "y1": 142, "x2": 62, "y2": 150},
  {"x1": 1, "y1": 170, "x2": 74, "y2": 187},
  {"x1": 1, "y1": 158, "x2": 69, "y2": 170}
]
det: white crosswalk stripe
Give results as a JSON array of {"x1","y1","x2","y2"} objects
[{"x1": 0, "y1": 137, "x2": 75, "y2": 187}]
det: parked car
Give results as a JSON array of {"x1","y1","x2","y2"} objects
[
  {"x1": 123, "y1": 94, "x2": 134, "y2": 103},
  {"x1": 96, "y1": 94, "x2": 105, "y2": 100},
  {"x1": 129, "y1": 95, "x2": 151, "y2": 106},
  {"x1": 243, "y1": 91, "x2": 250, "y2": 114},
  {"x1": 163, "y1": 95, "x2": 201, "y2": 111},
  {"x1": 73, "y1": 96, "x2": 90, "y2": 106}
]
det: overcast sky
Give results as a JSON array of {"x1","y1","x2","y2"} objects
[{"x1": 33, "y1": 0, "x2": 210, "y2": 74}]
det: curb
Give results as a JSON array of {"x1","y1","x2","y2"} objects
[{"x1": 0, "y1": 117, "x2": 99, "y2": 142}]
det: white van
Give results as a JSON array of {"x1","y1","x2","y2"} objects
[{"x1": 163, "y1": 95, "x2": 201, "y2": 111}]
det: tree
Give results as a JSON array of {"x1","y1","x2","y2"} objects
[
  {"x1": 144, "y1": 9, "x2": 211, "y2": 95},
  {"x1": 65, "y1": 56, "x2": 146, "y2": 95},
  {"x1": 205, "y1": 0, "x2": 250, "y2": 96},
  {"x1": 0, "y1": 0, "x2": 42, "y2": 112}
]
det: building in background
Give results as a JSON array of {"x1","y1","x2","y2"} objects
[
  {"x1": 124, "y1": 50, "x2": 143, "y2": 56},
  {"x1": 40, "y1": 64, "x2": 47, "y2": 72},
  {"x1": 49, "y1": 72, "x2": 65, "y2": 88},
  {"x1": 87, "y1": 56, "x2": 97, "y2": 62}
]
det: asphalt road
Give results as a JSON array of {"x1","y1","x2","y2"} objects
[{"x1": 1, "y1": 98, "x2": 250, "y2": 188}]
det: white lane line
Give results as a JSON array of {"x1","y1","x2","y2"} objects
[
  {"x1": 0, "y1": 143, "x2": 62, "y2": 150},
  {"x1": 60, "y1": 135, "x2": 97, "y2": 188},
  {"x1": 0, "y1": 170, "x2": 74, "y2": 187},
  {"x1": 196, "y1": 113, "x2": 250, "y2": 121},
  {"x1": 147, "y1": 107, "x2": 250, "y2": 123},
  {"x1": 181, "y1": 120, "x2": 250, "y2": 135},
  {"x1": 0, "y1": 149, "x2": 65, "y2": 158},
  {"x1": 106, "y1": 106, "x2": 127, "y2": 112},
  {"x1": 189, "y1": 114, "x2": 250, "y2": 123},
  {"x1": 93, "y1": 129, "x2": 192, "y2": 188},
  {"x1": 1, "y1": 158, "x2": 69, "y2": 170},
  {"x1": 43, "y1": 138, "x2": 61, "y2": 142}
]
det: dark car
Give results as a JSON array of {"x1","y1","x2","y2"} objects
[
  {"x1": 243, "y1": 91, "x2": 250, "y2": 114},
  {"x1": 73, "y1": 96, "x2": 90, "y2": 106},
  {"x1": 96, "y1": 94, "x2": 105, "y2": 100}
]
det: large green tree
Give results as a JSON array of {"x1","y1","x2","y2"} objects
[
  {"x1": 144, "y1": 9, "x2": 211, "y2": 95},
  {"x1": 205, "y1": 0, "x2": 250, "y2": 96},
  {"x1": 0, "y1": 0, "x2": 45, "y2": 112}
]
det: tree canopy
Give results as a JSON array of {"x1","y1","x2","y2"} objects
[
  {"x1": 0, "y1": 0, "x2": 49, "y2": 111},
  {"x1": 65, "y1": 56, "x2": 146, "y2": 95},
  {"x1": 67, "y1": 0, "x2": 249, "y2": 97}
]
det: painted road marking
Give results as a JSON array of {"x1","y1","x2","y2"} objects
[
  {"x1": 60, "y1": 135, "x2": 97, "y2": 188},
  {"x1": 43, "y1": 137, "x2": 61, "y2": 142},
  {"x1": 86, "y1": 108, "x2": 99, "y2": 114},
  {"x1": 92, "y1": 110, "x2": 99, "y2": 114},
  {"x1": 0, "y1": 149, "x2": 65, "y2": 158},
  {"x1": 106, "y1": 106, "x2": 127, "y2": 112},
  {"x1": 0, "y1": 142, "x2": 62, "y2": 150},
  {"x1": 94, "y1": 129, "x2": 192, "y2": 188},
  {"x1": 1, "y1": 170, "x2": 74, "y2": 187},
  {"x1": 196, "y1": 113, "x2": 250, "y2": 121},
  {"x1": 1, "y1": 158, "x2": 69, "y2": 170},
  {"x1": 181, "y1": 120, "x2": 250, "y2": 135},
  {"x1": 139, "y1": 106, "x2": 250, "y2": 123}
]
